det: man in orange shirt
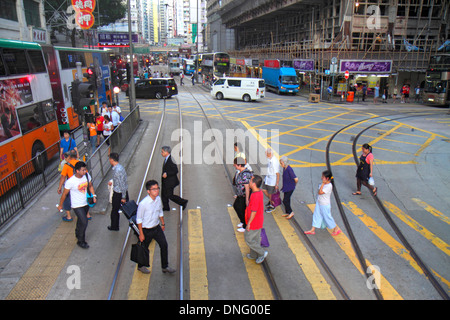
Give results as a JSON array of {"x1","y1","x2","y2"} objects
[
  {"x1": 95, "y1": 112, "x2": 104, "y2": 147},
  {"x1": 57, "y1": 150, "x2": 91, "y2": 221}
]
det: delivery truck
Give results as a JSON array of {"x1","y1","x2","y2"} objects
[{"x1": 262, "y1": 62, "x2": 299, "y2": 95}]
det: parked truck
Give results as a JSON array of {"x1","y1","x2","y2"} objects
[{"x1": 262, "y1": 62, "x2": 299, "y2": 95}]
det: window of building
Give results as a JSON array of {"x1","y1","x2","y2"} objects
[
  {"x1": 24, "y1": 0, "x2": 41, "y2": 28},
  {"x1": 0, "y1": 0, "x2": 18, "y2": 22}
]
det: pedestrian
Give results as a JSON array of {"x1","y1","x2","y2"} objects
[
  {"x1": 57, "y1": 161, "x2": 97, "y2": 249},
  {"x1": 392, "y1": 86, "x2": 398, "y2": 103},
  {"x1": 373, "y1": 84, "x2": 379, "y2": 103},
  {"x1": 107, "y1": 153, "x2": 129, "y2": 231},
  {"x1": 161, "y1": 146, "x2": 188, "y2": 211},
  {"x1": 112, "y1": 102, "x2": 122, "y2": 118},
  {"x1": 180, "y1": 73, "x2": 184, "y2": 86},
  {"x1": 95, "y1": 112, "x2": 104, "y2": 147},
  {"x1": 102, "y1": 115, "x2": 113, "y2": 144},
  {"x1": 362, "y1": 84, "x2": 367, "y2": 102},
  {"x1": 382, "y1": 85, "x2": 388, "y2": 104},
  {"x1": 280, "y1": 156, "x2": 298, "y2": 219},
  {"x1": 245, "y1": 175, "x2": 268, "y2": 264},
  {"x1": 100, "y1": 101, "x2": 109, "y2": 118},
  {"x1": 234, "y1": 142, "x2": 252, "y2": 172},
  {"x1": 59, "y1": 130, "x2": 78, "y2": 161},
  {"x1": 415, "y1": 84, "x2": 421, "y2": 103},
  {"x1": 87, "y1": 120, "x2": 97, "y2": 155},
  {"x1": 304, "y1": 170, "x2": 341, "y2": 236},
  {"x1": 262, "y1": 148, "x2": 280, "y2": 213},
  {"x1": 191, "y1": 73, "x2": 195, "y2": 86},
  {"x1": 136, "y1": 180, "x2": 176, "y2": 274},
  {"x1": 108, "y1": 105, "x2": 120, "y2": 128},
  {"x1": 233, "y1": 157, "x2": 253, "y2": 233},
  {"x1": 352, "y1": 143, "x2": 377, "y2": 196}
]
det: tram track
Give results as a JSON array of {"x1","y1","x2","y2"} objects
[
  {"x1": 183, "y1": 88, "x2": 283, "y2": 300},
  {"x1": 325, "y1": 110, "x2": 449, "y2": 300},
  {"x1": 107, "y1": 96, "x2": 185, "y2": 300}
]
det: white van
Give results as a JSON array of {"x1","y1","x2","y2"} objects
[{"x1": 211, "y1": 77, "x2": 265, "y2": 102}]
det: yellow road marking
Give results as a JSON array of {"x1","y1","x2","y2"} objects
[
  {"x1": 127, "y1": 241, "x2": 156, "y2": 300},
  {"x1": 306, "y1": 204, "x2": 402, "y2": 300},
  {"x1": 383, "y1": 201, "x2": 450, "y2": 256},
  {"x1": 271, "y1": 206, "x2": 336, "y2": 299},
  {"x1": 6, "y1": 221, "x2": 76, "y2": 300},
  {"x1": 227, "y1": 206, "x2": 274, "y2": 300},
  {"x1": 241, "y1": 120, "x2": 280, "y2": 160},
  {"x1": 188, "y1": 209, "x2": 209, "y2": 300},
  {"x1": 343, "y1": 202, "x2": 450, "y2": 291},
  {"x1": 411, "y1": 198, "x2": 450, "y2": 225},
  {"x1": 414, "y1": 134, "x2": 436, "y2": 156}
]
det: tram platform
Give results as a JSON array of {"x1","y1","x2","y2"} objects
[{"x1": 0, "y1": 119, "x2": 149, "y2": 300}]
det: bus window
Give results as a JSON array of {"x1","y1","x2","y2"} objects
[
  {"x1": 27, "y1": 50, "x2": 46, "y2": 73},
  {"x1": 3, "y1": 49, "x2": 30, "y2": 75},
  {"x1": 17, "y1": 103, "x2": 44, "y2": 134},
  {"x1": 59, "y1": 51, "x2": 86, "y2": 69},
  {"x1": 0, "y1": 55, "x2": 5, "y2": 76}
]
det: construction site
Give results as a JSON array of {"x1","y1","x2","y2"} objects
[{"x1": 206, "y1": 0, "x2": 450, "y2": 96}]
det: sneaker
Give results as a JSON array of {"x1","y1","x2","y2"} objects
[
  {"x1": 237, "y1": 227, "x2": 245, "y2": 233},
  {"x1": 266, "y1": 204, "x2": 275, "y2": 210},
  {"x1": 138, "y1": 266, "x2": 150, "y2": 274},
  {"x1": 246, "y1": 254, "x2": 256, "y2": 260},
  {"x1": 256, "y1": 251, "x2": 268, "y2": 264},
  {"x1": 237, "y1": 223, "x2": 243, "y2": 228},
  {"x1": 162, "y1": 266, "x2": 176, "y2": 274},
  {"x1": 265, "y1": 209, "x2": 274, "y2": 214}
]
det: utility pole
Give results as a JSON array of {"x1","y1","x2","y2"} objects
[{"x1": 127, "y1": 0, "x2": 136, "y2": 111}]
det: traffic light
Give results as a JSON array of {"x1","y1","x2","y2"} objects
[
  {"x1": 71, "y1": 80, "x2": 95, "y2": 116},
  {"x1": 83, "y1": 67, "x2": 97, "y2": 89}
]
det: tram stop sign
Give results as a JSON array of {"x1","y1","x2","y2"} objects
[{"x1": 344, "y1": 70, "x2": 349, "y2": 80}]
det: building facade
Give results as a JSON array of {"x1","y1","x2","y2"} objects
[
  {"x1": 0, "y1": 0, "x2": 48, "y2": 43},
  {"x1": 206, "y1": 0, "x2": 450, "y2": 88}
]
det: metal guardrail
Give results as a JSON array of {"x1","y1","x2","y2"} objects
[{"x1": 0, "y1": 106, "x2": 141, "y2": 229}]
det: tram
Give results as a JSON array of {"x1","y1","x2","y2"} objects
[{"x1": 423, "y1": 53, "x2": 450, "y2": 106}]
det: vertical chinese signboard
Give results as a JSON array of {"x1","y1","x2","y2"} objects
[{"x1": 72, "y1": 0, "x2": 96, "y2": 30}]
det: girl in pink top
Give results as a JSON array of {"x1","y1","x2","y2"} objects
[{"x1": 353, "y1": 143, "x2": 377, "y2": 196}]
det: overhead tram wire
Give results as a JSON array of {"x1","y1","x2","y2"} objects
[{"x1": 107, "y1": 98, "x2": 167, "y2": 300}]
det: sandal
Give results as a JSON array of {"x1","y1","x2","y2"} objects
[
  {"x1": 286, "y1": 212, "x2": 294, "y2": 220},
  {"x1": 373, "y1": 187, "x2": 377, "y2": 196},
  {"x1": 304, "y1": 230, "x2": 315, "y2": 235},
  {"x1": 352, "y1": 192, "x2": 361, "y2": 195},
  {"x1": 62, "y1": 216, "x2": 73, "y2": 222},
  {"x1": 331, "y1": 229, "x2": 342, "y2": 236}
]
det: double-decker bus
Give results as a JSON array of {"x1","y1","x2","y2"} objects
[
  {"x1": 423, "y1": 53, "x2": 450, "y2": 106},
  {"x1": 182, "y1": 59, "x2": 195, "y2": 76},
  {"x1": 0, "y1": 39, "x2": 60, "y2": 181},
  {"x1": 45, "y1": 46, "x2": 112, "y2": 131},
  {"x1": 200, "y1": 52, "x2": 230, "y2": 82}
]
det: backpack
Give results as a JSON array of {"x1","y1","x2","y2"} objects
[{"x1": 64, "y1": 162, "x2": 76, "y2": 176}]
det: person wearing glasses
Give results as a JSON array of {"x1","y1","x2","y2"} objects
[{"x1": 136, "y1": 180, "x2": 176, "y2": 274}]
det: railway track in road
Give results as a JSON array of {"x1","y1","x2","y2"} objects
[
  {"x1": 325, "y1": 111, "x2": 450, "y2": 300},
  {"x1": 107, "y1": 96, "x2": 186, "y2": 300}
]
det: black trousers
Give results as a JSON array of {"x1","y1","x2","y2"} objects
[
  {"x1": 283, "y1": 190, "x2": 294, "y2": 214},
  {"x1": 139, "y1": 225, "x2": 169, "y2": 269},
  {"x1": 73, "y1": 205, "x2": 89, "y2": 242},
  {"x1": 111, "y1": 190, "x2": 129, "y2": 230},
  {"x1": 233, "y1": 195, "x2": 247, "y2": 229},
  {"x1": 161, "y1": 185, "x2": 185, "y2": 210}
]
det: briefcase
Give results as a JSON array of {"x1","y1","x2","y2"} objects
[
  {"x1": 130, "y1": 241, "x2": 149, "y2": 267},
  {"x1": 121, "y1": 200, "x2": 138, "y2": 219}
]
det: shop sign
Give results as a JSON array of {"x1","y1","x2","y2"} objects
[
  {"x1": 340, "y1": 60, "x2": 392, "y2": 73},
  {"x1": 293, "y1": 59, "x2": 315, "y2": 72},
  {"x1": 264, "y1": 60, "x2": 280, "y2": 68}
]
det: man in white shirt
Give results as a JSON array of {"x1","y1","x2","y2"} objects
[
  {"x1": 57, "y1": 161, "x2": 96, "y2": 249},
  {"x1": 107, "y1": 105, "x2": 121, "y2": 128},
  {"x1": 262, "y1": 148, "x2": 280, "y2": 212},
  {"x1": 136, "y1": 180, "x2": 176, "y2": 274}
]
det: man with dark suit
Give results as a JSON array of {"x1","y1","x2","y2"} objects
[{"x1": 161, "y1": 146, "x2": 188, "y2": 211}]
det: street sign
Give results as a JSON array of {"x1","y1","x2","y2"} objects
[{"x1": 344, "y1": 70, "x2": 349, "y2": 79}]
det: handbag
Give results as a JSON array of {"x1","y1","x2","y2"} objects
[
  {"x1": 260, "y1": 228, "x2": 270, "y2": 247},
  {"x1": 121, "y1": 200, "x2": 138, "y2": 219},
  {"x1": 130, "y1": 241, "x2": 149, "y2": 267},
  {"x1": 85, "y1": 174, "x2": 95, "y2": 207},
  {"x1": 271, "y1": 190, "x2": 282, "y2": 207}
]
